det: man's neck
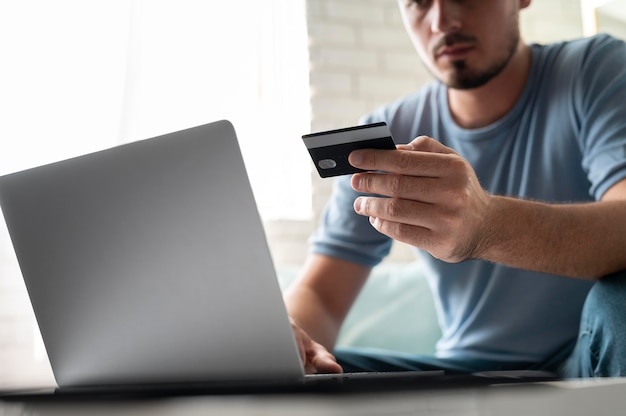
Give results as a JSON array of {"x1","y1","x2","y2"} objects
[{"x1": 447, "y1": 41, "x2": 532, "y2": 129}]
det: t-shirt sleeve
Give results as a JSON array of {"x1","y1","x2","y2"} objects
[{"x1": 577, "y1": 35, "x2": 626, "y2": 200}]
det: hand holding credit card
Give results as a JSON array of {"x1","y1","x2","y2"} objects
[{"x1": 302, "y1": 122, "x2": 396, "y2": 178}]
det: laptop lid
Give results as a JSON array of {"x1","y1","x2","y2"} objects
[{"x1": 0, "y1": 120, "x2": 305, "y2": 388}]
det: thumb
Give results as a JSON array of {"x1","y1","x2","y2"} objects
[
  {"x1": 398, "y1": 135, "x2": 456, "y2": 154},
  {"x1": 307, "y1": 342, "x2": 343, "y2": 374}
]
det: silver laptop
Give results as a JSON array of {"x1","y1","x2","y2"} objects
[{"x1": 0, "y1": 120, "x2": 311, "y2": 391}]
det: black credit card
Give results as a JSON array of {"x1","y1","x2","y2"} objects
[{"x1": 302, "y1": 122, "x2": 396, "y2": 178}]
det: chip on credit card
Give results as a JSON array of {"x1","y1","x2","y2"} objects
[{"x1": 302, "y1": 122, "x2": 396, "y2": 178}]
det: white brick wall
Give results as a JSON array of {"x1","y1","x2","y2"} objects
[
  {"x1": 0, "y1": 0, "x2": 612, "y2": 385},
  {"x1": 306, "y1": 0, "x2": 427, "y2": 132},
  {"x1": 522, "y1": 0, "x2": 583, "y2": 42}
]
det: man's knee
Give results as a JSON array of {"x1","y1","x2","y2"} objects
[
  {"x1": 573, "y1": 270, "x2": 626, "y2": 377},
  {"x1": 584, "y1": 270, "x2": 626, "y2": 319},
  {"x1": 584, "y1": 270, "x2": 626, "y2": 352}
]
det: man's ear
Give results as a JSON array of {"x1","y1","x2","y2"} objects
[{"x1": 519, "y1": 0, "x2": 532, "y2": 10}]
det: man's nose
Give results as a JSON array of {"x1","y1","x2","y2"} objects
[{"x1": 430, "y1": 0, "x2": 462, "y2": 34}]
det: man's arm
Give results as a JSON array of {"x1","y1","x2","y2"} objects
[
  {"x1": 283, "y1": 253, "x2": 371, "y2": 373},
  {"x1": 470, "y1": 180, "x2": 626, "y2": 279},
  {"x1": 348, "y1": 136, "x2": 626, "y2": 280}
]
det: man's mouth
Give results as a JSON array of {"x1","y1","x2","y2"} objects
[
  {"x1": 436, "y1": 44, "x2": 475, "y2": 60},
  {"x1": 432, "y1": 33, "x2": 477, "y2": 61}
]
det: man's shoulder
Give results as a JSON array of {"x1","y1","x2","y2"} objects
[
  {"x1": 568, "y1": 33, "x2": 624, "y2": 49},
  {"x1": 534, "y1": 34, "x2": 625, "y2": 67},
  {"x1": 572, "y1": 33, "x2": 626, "y2": 66}
]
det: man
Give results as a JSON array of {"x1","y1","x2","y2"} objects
[{"x1": 285, "y1": 0, "x2": 626, "y2": 377}]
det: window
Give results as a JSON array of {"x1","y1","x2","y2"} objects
[
  {"x1": 581, "y1": 0, "x2": 626, "y2": 38},
  {"x1": 0, "y1": 0, "x2": 311, "y2": 217}
]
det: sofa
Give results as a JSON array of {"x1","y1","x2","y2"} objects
[{"x1": 276, "y1": 261, "x2": 441, "y2": 355}]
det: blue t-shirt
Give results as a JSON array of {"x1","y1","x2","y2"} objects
[{"x1": 310, "y1": 34, "x2": 626, "y2": 363}]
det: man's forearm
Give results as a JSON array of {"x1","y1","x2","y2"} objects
[
  {"x1": 479, "y1": 196, "x2": 626, "y2": 279},
  {"x1": 284, "y1": 285, "x2": 343, "y2": 351},
  {"x1": 283, "y1": 254, "x2": 372, "y2": 351}
]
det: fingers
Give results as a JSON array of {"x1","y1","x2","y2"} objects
[
  {"x1": 351, "y1": 173, "x2": 445, "y2": 202},
  {"x1": 350, "y1": 135, "x2": 470, "y2": 203},
  {"x1": 348, "y1": 135, "x2": 491, "y2": 262},
  {"x1": 349, "y1": 136, "x2": 457, "y2": 176},
  {"x1": 290, "y1": 319, "x2": 343, "y2": 374},
  {"x1": 354, "y1": 194, "x2": 435, "y2": 227},
  {"x1": 353, "y1": 196, "x2": 448, "y2": 252},
  {"x1": 354, "y1": 196, "x2": 473, "y2": 263},
  {"x1": 396, "y1": 135, "x2": 456, "y2": 153},
  {"x1": 306, "y1": 343, "x2": 343, "y2": 374},
  {"x1": 365, "y1": 216, "x2": 438, "y2": 256},
  {"x1": 351, "y1": 161, "x2": 469, "y2": 205}
]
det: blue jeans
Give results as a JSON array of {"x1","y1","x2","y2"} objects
[
  {"x1": 335, "y1": 271, "x2": 626, "y2": 378},
  {"x1": 561, "y1": 270, "x2": 626, "y2": 377}
]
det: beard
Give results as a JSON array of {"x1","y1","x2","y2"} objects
[{"x1": 430, "y1": 18, "x2": 521, "y2": 90}]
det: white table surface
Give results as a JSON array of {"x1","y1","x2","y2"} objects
[{"x1": 2, "y1": 378, "x2": 626, "y2": 416}]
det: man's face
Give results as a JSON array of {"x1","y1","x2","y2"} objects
[{"x1": 397, "y1": 0, "x2": 525, "y2": 90}]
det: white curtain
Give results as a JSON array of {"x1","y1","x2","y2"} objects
[{"x1": 0, "y1": 0, "x2": 311, "y2": 217}]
